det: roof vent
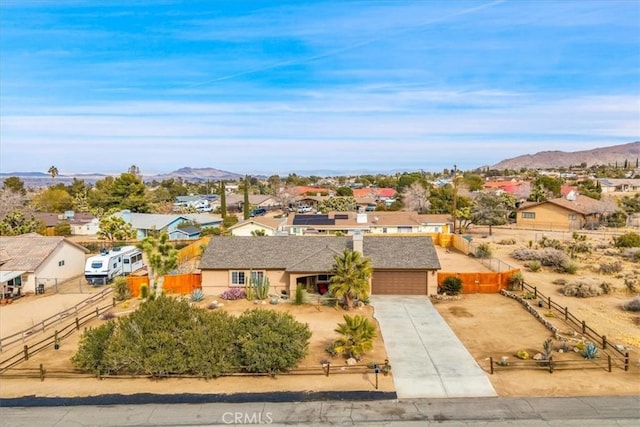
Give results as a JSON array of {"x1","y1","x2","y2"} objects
[{"x1": 566, "y1": 190, "x2": 577, "y2": 201}]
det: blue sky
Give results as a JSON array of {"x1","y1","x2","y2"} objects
[{"x1": 1, "y1": 0, "x2": 638, "y2": 176}]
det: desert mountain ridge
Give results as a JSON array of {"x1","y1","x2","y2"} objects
[{"x1": 490, "y1": 141, "x2": 640, "y2": 170}]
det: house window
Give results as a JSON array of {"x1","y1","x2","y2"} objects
[
  {"x1": 231, "y1": 271, "x2": 246, "y2": 286},
  {"x1": 317, "y1": 274, "x2": 330, "y2": 282},
  {"x1": 58, "y1": 260, "x2": 65, "y2": 267},
  {"x1": 250, "y1": 270, "x2": 265, "y2": 283},
  {"x1": 382, "y1": 228, "x2": 387, "y2": 233},
  {"x1": 398, "y1": 227, "x2": 412, "y2": 233},
  {"x1": 568, "y1": 214, "x2": 577, "y2": 220},
  {"x1": 522, "y1": 212, "x2": 536, "y2": 219}
]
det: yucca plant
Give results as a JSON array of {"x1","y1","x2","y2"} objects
[{"x1": 542, "y1": 338, "x2": 554, "y2": 360}]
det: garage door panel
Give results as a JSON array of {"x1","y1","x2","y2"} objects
[{"x1": 372, "y1": 271, "x2": 427, "y2": 295}]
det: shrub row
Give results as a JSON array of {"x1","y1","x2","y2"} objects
[{"x1": 73, "y1": 297, "x2": 311, "y2": 377}]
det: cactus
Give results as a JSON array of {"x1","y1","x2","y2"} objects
[
  {"x1": 191, "y1": 288, "x2": 205, "y2": 302},
  {"x1": 582, "y1": 342, "x2": 598, "y2": 359},
  {"x1": 140, "y1": 284, "x2": 149, "y2": 299},
  {"x1": 253, "y1": 275, "x2": 270, "y2": 300}
]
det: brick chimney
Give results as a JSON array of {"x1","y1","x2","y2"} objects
[{"x1": 352, "y1": 231, "x2": 363, "y2": 254}]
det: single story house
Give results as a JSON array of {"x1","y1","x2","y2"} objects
[
  {"x1": 598, "y1": 178, "x2": 640, "y2": 193},
  {"x1": 228, "y1": 217, "x2": 285, "y2": 236},
  {"x1": 115, "y1": 210, "x2": 223, "y2": 240},
  {"x1": 0, "y1": 233, "x2": 89, "y2": 296},
  {"x1": 33, "y1": 211, "x2": 100, "y2": 236},
  {"x1": 516, "y1": 193, "x2": 611, "y2": 230},
  {"x1": 224, "y1": 194, "x2": 281, "y2": 212},
  {"x1": 199, "y1": 234, "x2": 441, "y2": 297},
  {"x1": 284, "y1": 211, "x2": 451, "y2": 235}
]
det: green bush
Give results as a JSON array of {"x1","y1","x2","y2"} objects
[
  {"x1": 560, "y1": 260, "x2": 579, "y2": 274},
  {"x1": 525, "y1": 260, "x2": 542, "y2": 272},
  {"x1": 441, "y1": 276, "x2": 463, "y2": 295},
  {"x1": 475, "y1": 243, "x2": 492, "y2": 259},
  {"x1": 507, "y1": 272, "x2": 524, "y2": 291},
  {"x1": 235, "y1": 309, "x2": 311, "y2": 374},
  {"x1": 140, "y1": 284, "x2": 149, "y2": 299},
  {"x1": 294, "y1": 284, "x2": 304, "y2": 305},
  {"x1": 112, "y1": 277, "x2": 131, "y2": 301},
  {"x1": 613, "y1": 232, "x2": 640, "y2": 248},
  {"x1": 72, "y1": 297, "x2": 312, "y2": 377}
]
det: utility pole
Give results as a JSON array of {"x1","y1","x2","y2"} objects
[{"x1": 452, "y1": 164, "x2": 458, "y2": 234}]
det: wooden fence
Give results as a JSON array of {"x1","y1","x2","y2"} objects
[
  {"x1": 488, "y1": 355, "x2": 618, "y2": 374},
  {"x1": 126, "y1": 273, "x2": 202, "y2": 297},
  {"x1": 177, "y1": 236, "x2": 210, "y2": 264},
  {"x1": 0, "y1": 288, "x2": 114, "y2": 353},
  {"x1": 506, "y1": 282, "x2": 630, "y2": 371},
  {"x1": 0, "y1": 361, "x2": 391, "y2": 388},
  {"x1": 437, "y1": 269, "x2": 520, "y2": 293},
  {"x1": 0, "y1": 300, "x2": 116, "y2": 373}
]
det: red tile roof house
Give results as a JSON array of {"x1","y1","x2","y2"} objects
[
  {"x1": 0, "y1": 233, "x2": 89, "y2": 296},
  {"x1": 199, "y1": 234, "x2": 441, "y2": 297}
]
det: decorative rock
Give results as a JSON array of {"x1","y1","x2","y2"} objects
[
  {"x1": 558, "y1": 349, "x2": 564, "y2": 353},
  {"x1": 532, "y1": 353, "x2": 544, "y2": 361},
  {"x1": 616, "y1": 344, "x2": 626, "y2": 352},
  {"x1": 346, "y1": 358, "x2": 357, "y2": 366}
]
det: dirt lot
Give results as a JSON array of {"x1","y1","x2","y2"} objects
[{"x1": 1, "y1": 227, "x2": 639, "y2": 398}]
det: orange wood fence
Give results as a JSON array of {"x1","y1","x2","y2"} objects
[
  {"x1": 437, "y1": 269, "x2": 520, "y2": 293},
  {"x1": 126, "y1": 273, "x2": 202, "y2": 297}
]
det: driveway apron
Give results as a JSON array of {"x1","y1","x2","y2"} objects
[{"x1": 371, "y1": 295, "x2": 496, "y2": 398}]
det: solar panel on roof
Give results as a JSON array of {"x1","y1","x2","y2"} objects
[
  {"x1": 292, "y1": 214, "x2": 335, "y2": 226},
  {"x1": 334, "y1": 214, "x2": 349, "y2": 220}
]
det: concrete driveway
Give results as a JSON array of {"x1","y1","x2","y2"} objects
[{"x1": 371, "y1": 295, "x2": 496, "y2": 399}]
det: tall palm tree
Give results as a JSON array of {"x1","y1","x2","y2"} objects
[
  {"x1": 331, "y1": 314, "x2": 377, "y2": 360},
  {"x1": 329, "y1": 249, "x2": 372, "y2": 310}
]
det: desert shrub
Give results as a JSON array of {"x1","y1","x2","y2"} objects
[
  {"x1": 441, "y1": 276, "x2": 463, "y2": 295},
  {"x1": 512, "y1": 248, "x2": 539, "y2": 261},
  {"x1": 220, "y1": 288, "x2": 246, "y2": 300},
  {"x1": 515, "y1": 350, "x2": 530, "y2": 360},
  {"x1": 624, "y1": 276, "x2": 638, "y2": 293},
  {"x1": 72, "y1": 321, "x2": 117, "y2": 374},
  {"x1": 293, "y1": 284, "x2": 305, "y2": 305},
  {"x1": 73, "y1": 297, "x2": 311, "y2": 377},
  {"x1": 561, "y1": 279, "x2": 611, "y2": 298},
  {"x1": 556, "y1": 342, "x2": 572, "y2": 353},
  {"x1": 235, "y1": 309, "x2": 311, "y2": 374},
  {"x1": 542, "y1": 338, "x2": 554, "y2": 360},
  {"x1": 598, "y1": 261, "x2": 623, "y2": 275},
  {"x1": 613, "y1": 232, "x2": 640, "y2": 248},
  {"x1": 475, "y1": 243, "x2": 492, "y2": 259},
  {"x1": 112, "y1": 277, "x2": 131, "y2": 301},
  {"x1": 582, "y1": 342, "x2": 598, "y2": 359},
  {"x1": 512, "y1": 248, "x2": 569, "y2": 269},
  {"x1": 622, "y1": 248, "x2": 640, "y2": 262},
  {"x1": 498, "y1": 238, "x2": 517, "y2": 245},
  {"x1": 623, "y1": 296, "x2": 640, "y2": 312},
  {"x1": 559, "y1": 259, "x2": 579, "y2": 274},
  {"x1": 538, "y1": 236, "x2": 565, "y2": 250},
  {"x1": 507, "y1": 272, "x2": 524, "y2": 291},
  {"x1": 140, "y1": 284, "x2": 149, "y2": 299},
  {"x1": 521, "y1": 291, "x2": 536, "y2": 300},
  {"x1": 525, "y1": 260, "x2": 542, "y2": 272},
  {"x1": 595, "y1": 242, "x2": 610, "y2": 250},
  {"x1": 100, "y1": 312, "x2": 117, "y2": 320}
]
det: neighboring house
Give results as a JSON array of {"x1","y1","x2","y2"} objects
[
  {"x1": 228, "y1": 217, "x2": 285, "y2": 236},
  {"x1": 598, "y1": 178, "x2": 640, "y2": 193},
  {"x1": 0, "y1": 233, "x2": 89, "y2": 295},
  {"x1": 516, "y1": 193, "x2": 610, "y2": 230},
  {"x1": 284, "y1": 211, "x2": 451, "y2": 235},
  {"x1": 199, "y1": 234, "x2": 441, "y2": 297},
  {"x1": 352, "y1": 187, "x2": 397, "y2": 202},
  {"x1": 173, "y1": 194, "x2": 219, "y2": 213},
  {"x1": 224, "y1": 194, "x2": 281, "y2": 212},
  {"x1": 115, "y1": 210, "x2": 223, "y2": 240},
  {"x1": 33, "y1": 211, "x2": 99, "y2": 236}
]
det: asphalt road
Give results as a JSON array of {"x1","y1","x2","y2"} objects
[{"x1": 1, "y1": 395, "x2": 639, "y2": 426}]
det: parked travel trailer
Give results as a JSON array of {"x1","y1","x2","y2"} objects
[{"x1": 84, "y1": 246, "x2": 144, "y2": 286}]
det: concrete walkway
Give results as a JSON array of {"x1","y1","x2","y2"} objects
[{"x1": 371, "y1": 295, "x2": 496, "y2": 398}]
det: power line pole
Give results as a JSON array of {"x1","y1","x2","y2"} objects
[{"x1": 452, "y1": 164, "x2": 458, "y2": 234}]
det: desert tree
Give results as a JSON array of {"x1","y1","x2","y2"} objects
[
  {"x1": 402, "y1": 181, "x2": 431, "y2": 213},
  {"x1": 48, "y1": 165, "x2": 59, "y2": 183},
  {"x1": 471, "y1": 192, "x2": 514, "y2": 235},
  {"x1": 98, "y1": 213, "x2": 136, "y2": 241},
  {"x1": 139, "y1": 231, "x2": 178, "y2": 296}
]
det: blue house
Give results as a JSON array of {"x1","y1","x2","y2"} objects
[{"x1": 115, "y1": 210, "x2": 223, "y2": 240}]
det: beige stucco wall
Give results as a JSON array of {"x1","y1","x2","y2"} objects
[
  {"x1": 517, "y1": 204, "x2": 584, "y2": 230},
  {"x1": 29, "y1": 242, "x2": 87, "y2": 293},
  {"x1": 230, "y1": 223, "x2": 276, "y2": 236},
  {"x1": 201, "y1": 269, "x2": 289, "y2": 297}
]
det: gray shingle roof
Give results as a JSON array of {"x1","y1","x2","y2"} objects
[
  {"x1": 199, "y1": 235, "x2": 440, "y2": 272},
  {"x1": 0, "y1": 234, "x2": 88, "y2": 272}
]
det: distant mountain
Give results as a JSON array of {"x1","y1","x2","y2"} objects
[
  {"x1": 151, "y1": 167, "x2": 243, "y2": 182},
  {"x1": 491, "y1": 142, "x2": 640, "y2": 170},
  {"x1": 0, "y1": 171, "x2": 50, "y2": 177}
]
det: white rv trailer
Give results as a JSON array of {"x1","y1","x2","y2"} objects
[{"x1": 84, "y1": 245, "x2": 144, "y2": 286}]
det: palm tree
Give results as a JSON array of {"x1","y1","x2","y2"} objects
[
  {"x1": 329, "y1": 249, "x2": 372, "y2": 310},
  {"x1": 331, "y1": 314, "x2": 377, "y2": 360},
  {"x1": 48, "y1": 165, "x2": 59, "y2": 183}
]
